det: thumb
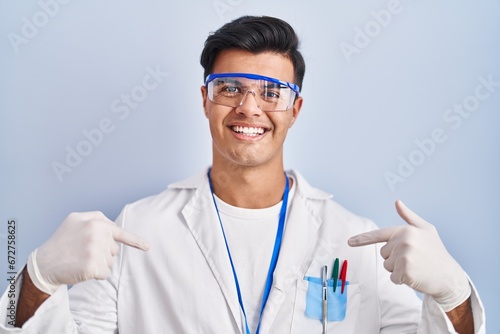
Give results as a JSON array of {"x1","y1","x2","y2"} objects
[{"x1": 395, "y1": 200, "x2": 429, "y2": 228}]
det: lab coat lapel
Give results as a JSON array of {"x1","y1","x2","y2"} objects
[
  {"x1": 180, "y1": 177, "x2": 244, "y2": 333},
  {"x1": 258, "y1": 187, "x2": 323, "y2": 333}
]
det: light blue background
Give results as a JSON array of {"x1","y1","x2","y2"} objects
[{"x1": 1, "y1": 0, "x2": 498, "y2": 332}]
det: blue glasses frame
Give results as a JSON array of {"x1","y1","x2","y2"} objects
[{"x1": 205, "y1": 72, "x2": 300, "y2": 95}]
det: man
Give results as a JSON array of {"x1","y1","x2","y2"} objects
[{"x1": 0, "y1": 15, "x2": 484, "y2": 333}]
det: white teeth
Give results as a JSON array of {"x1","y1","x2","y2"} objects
[{"x1": 231, "y1": 126, "x2": 265, "y2": 136}]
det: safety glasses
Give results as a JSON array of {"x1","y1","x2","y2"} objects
[{"x1": 205, "y1": 73, "x2": 300, "y2": 112}]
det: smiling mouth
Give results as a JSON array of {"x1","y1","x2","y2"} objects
[{"x1": 230, "y1": 125, "x2": 268, "y2": 137}]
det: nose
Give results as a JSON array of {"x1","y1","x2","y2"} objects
[{"x1": 236, "y1": 90, "x2": 263, "y2": 116}]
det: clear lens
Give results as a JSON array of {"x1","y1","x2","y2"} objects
[{"x1": 206, "y1": 74, "x2": 298, "y2": 111}]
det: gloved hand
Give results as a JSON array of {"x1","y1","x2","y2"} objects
[
  {"x1": 348, "y1": 200, "x2": 471, "y2": 312},
  {"x1": 27, "y1": 211, "x2": 150, "y2": 295}
]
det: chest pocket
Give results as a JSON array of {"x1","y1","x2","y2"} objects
[{"x1": 290, "y1": 277, "x2": 362, "y2": 333}]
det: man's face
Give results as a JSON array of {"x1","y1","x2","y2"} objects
[{"x1": 201, "y1": 49, "x2": 303, "y2": 169}]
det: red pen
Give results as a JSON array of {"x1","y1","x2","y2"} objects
[{"x1": 340, "y1": 260, "x2": 348, "y2": 294}]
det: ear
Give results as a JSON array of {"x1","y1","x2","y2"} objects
[
  {"x1": 288, "y1": 96, "x2": 303, "y2": 128},
  {"x1": 200, "y1": 85, "x2": 209, "y2": 118}
]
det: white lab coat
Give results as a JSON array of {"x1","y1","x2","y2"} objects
[{"x1": 0, "y1": 169, "x2": 485, "y2": 333}]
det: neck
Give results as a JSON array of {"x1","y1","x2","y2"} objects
[{"x1": 209, "y1": 162, "x2": 288, "y2": 209}]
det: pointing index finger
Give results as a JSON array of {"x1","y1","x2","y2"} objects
[
  {"x1": 111, "y1": 225, "x2": 151, "y2": 251},
  {"x1": 348, "y1": 226, "x2": 400, "y2": 247}
]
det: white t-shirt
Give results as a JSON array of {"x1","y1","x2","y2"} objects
[{"x1": 213, "y1": 177, "x2": 296, "y2": 333}]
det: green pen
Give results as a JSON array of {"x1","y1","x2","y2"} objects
[{"x1": 332, "y1": 258, "x2": 339, "y2": 292}]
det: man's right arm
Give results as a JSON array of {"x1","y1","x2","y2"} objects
[{"x1": 10, "y1": 211, "x2": 150, "y2": 329}]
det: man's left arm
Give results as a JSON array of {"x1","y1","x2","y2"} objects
[
  {"x1": 349, "y1": 200, "x2": 483, "y2": 333},
  {"x1": 447, "y1": 297, "x2": 474, "y2": 334}
]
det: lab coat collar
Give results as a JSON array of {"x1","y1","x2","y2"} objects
[
  {"x1": 259, "y1": 174, "x2": 331, "y2": 333},
  {"x1": 171, "y1": 167, "x2": 333, "y2": 333},
  {"x1": 178, "y1": 170, "x2": 244, "y2": 332}
]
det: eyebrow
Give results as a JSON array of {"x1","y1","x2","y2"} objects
[
  {"x1": 215, "y1": 78, "x2": 286, "y2": 90},
  {"x1": 215, "y1": 78, "x2": 243, "y2": 86},
  {"x1": 263, "y1": 81, "x2": 284, "y2": 89}
]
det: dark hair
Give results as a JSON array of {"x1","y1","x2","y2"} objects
[{"x1": 200, "y1": 15, "x2": 306, "y2": 90}]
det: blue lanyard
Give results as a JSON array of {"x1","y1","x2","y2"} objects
[{"x1": 207, "y1": 169, "x2": 290, "y2": 334}]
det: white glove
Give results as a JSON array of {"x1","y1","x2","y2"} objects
[
  {"x1": 348, "y1": 200, "x2": 471, "y2": 312},
  {"x1": 27, "y1": 211, "x2": 150, "y2": 295}
]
